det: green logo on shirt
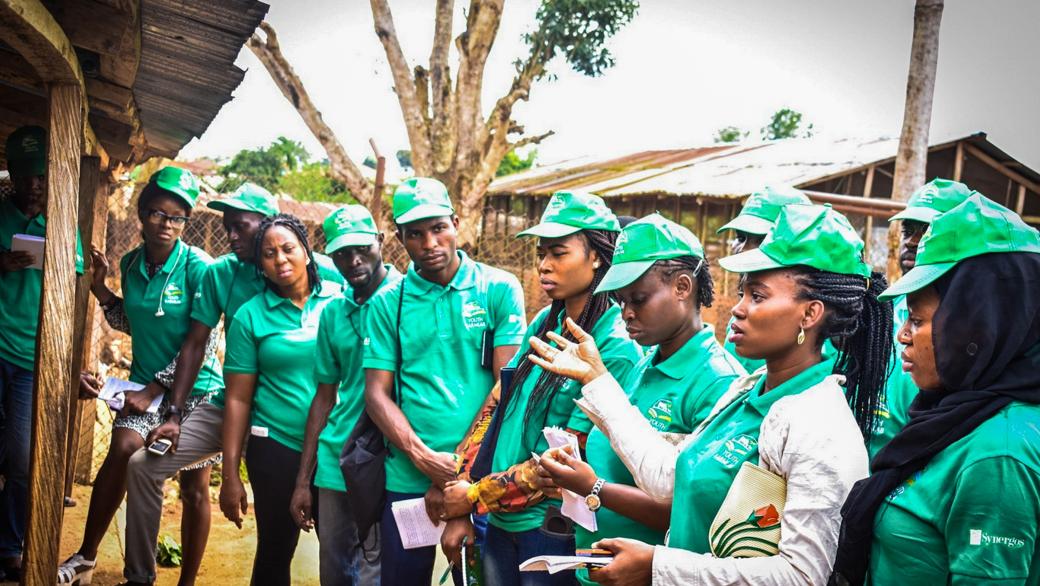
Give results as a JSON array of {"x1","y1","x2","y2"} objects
[
  {"x1": 462, "y1": 301, "x2": 488, "y2": 330},
  {"x1": 645, "y1": 398, "x2": 673, "y2": 431},
  {"x1": 969, "y1": 529, "x2": 1026, "y2": 549},
  {"x1": 713, "y1": 434, "x2": 757, "y2": 468},
  {"x1": 163, "y1": 283, "x2": 184, "y2": 305}
]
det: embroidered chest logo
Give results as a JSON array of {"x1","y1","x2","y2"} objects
[
  {"x1": 645, "y1": 398, "x2": 674, "y2": 431},
  {"x1": 969, "y1": 529, "x2": 1026, "y2": 549},
  {"x1": 162, "y1": 282, "x2": 185, "y2": 305},
  {"x1": 713, "y1": 434, "x2": 757, "y2": 468},
  {"x1": 462, "y1": 301, "x2": 488, "y2": 330}
]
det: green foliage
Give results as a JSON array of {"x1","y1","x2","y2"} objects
[
  {"x1": 395, "y1": 150, "x2": 412, "y2": 169},
  {"x1": 761, "y1": 108, "x2": 814, "y2": 140},
  {"x1": 496, "y1": 148, "x2": 538, "y2": 177},
  {"x1": 218, "y1": 136, "x2": 310, "y2": 193},
  {"x1": 156, "y1": 535, "x2": 182, "y2": 567},
  {"x1": 279, "y1": 162, "x2": 355, "y2": 204},
  {"x1": 714, "y1": 126, "x2": 749, "y2": 143},
  {"x1": 526, "y1": 0, "x2": 639, "y2": 78}
]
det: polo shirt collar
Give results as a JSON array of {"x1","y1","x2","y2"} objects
[
  {"x1": 262, "y1": 280, "x2": 336, "y2": 309},
  {"x1": 135, "y1": 238, "x2": 185, "y2": 278},
  {"x1": 746, "y1": 358, "x2": 834, "y2": 416},
  {"x1": 2, "y1": 198, "x2": 43, "y2": 230},
  {"x1": 343, "y1": 264, "x2": 400, "y2": 311},
  {"x1": 405, "y1": 250, "x2": 477, "y2": 293},
  {"x1": 651, "y1": 324, "x2": 718, "y2": 380}
]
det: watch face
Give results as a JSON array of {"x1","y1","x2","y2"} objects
[{"x1": 585, "y1": 494, "x2": 602, "y2": 512}]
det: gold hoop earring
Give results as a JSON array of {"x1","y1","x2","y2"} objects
[{"x1": 797, "y1": 327, "x2": 806, "y2": 346}]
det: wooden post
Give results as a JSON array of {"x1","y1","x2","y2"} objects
[
  {"x1": 1017, "y1": 184, "x2": 1027, "y2": 215},
  {"x1": 953, "y1": 142, "x2": 964, "y2": 181},
  {"x1": 23, "y1": 82, "x2": 82, "y2": 585},
  {"x1": 864, "y1": 166, "x2": 876, "y2": 263},
  {"x1": 63, "y1": 157, "x2": 103, "y2": 501}
]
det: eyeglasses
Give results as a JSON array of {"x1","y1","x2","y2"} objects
[{"x1": 146, "y1": 209, "x2": 189, "y2": 226}]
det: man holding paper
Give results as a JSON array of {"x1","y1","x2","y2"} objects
[{"x1": 0, "y1": 126, "x2": 84, "y2": 580}]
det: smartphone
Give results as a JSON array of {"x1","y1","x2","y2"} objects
[{"x1": 147, "y1": 438, "x2": 172, "y2": 456}]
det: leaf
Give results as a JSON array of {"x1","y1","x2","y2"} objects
[{"x1": 156, "y1": 534, "x2": 183, "y2": 568}]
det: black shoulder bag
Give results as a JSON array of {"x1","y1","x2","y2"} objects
[{"x1": 340, "y1": 280, "x2": 405, "y2": 543}]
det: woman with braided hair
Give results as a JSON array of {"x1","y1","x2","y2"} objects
[
  {"x1": 528, "y1": 204, "x2": 893, "y2": 585},
  {"x1": 219, "y1": 213, "x2": 342, "y2": 585},
  {"x1": 441, "y1": 192, "x2": 642, "y2": 586}
]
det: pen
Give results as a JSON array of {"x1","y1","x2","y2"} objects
[{"x1": 438, "y1": 535, "x2": 468, "y2": 584}]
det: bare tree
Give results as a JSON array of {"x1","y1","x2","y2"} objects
[
  {"x1": 887, "y1": 0, "x2": 944, "y2": 278},
  {"x1": 249, "y1": 0, "x2": 639, "y2": 244}
]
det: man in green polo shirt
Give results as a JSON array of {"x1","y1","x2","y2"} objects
[
  {"x1": 288, "y1": 205, "x2": 400, "y2": 585},
  {"x1": 363, "y1": 177, "x2": 527, "y2": 585},
  {"x1": 868, "y1": 178, "x2": 973, "y2": 458},
  {"x1": 716, "y1": 185, "x2": 810, "y2": 372},
  {"x1": 0, "y1": 126, "x2": 84, "y2": 574},
  {"x1": 120, "y1": 182, "x2": 345, "y2": 584}
]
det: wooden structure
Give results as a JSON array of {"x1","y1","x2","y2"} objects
[
  {"x1": 486, "y1": 133, "x2": 1040, "y2": 268},
  {"x1": 0, "y1": 1, "x2": 266, "y2": 582}
]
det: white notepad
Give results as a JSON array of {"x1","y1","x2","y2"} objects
[
  {"x1": 99, "y1": 377, "x2": 162, "y2": 413},
  {"x1": 390, "y1": 497, "x2": 445, "y2": 549},
  {"x1": 11, "y1": 234, "x2": 45, "y2": 270},
  {"x1": 520, "y1": 554, "x2": 613, "y2": 574},
  {"x1": 543, "y1": 426, "x2": 598, "y2": 532}
]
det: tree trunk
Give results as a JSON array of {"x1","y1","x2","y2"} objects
[{"x1": 887, "y1": 0, "x2": 944, "y2": 280}]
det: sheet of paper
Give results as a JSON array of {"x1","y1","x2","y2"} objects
[
  {"x1": 543, "y1": 426, "x2": 598, "y2": 532},
  {"x1": 520, "y1": 554, "x2": 613, "y2": 574},
  {"x1": 390, "y1": 497, "x2": 445, "y2": 549},
  {"x1": 100, "y1": 377, "x2": 160, "y2": 413},
  {"x1": 11, "y1": 234, "x2": 45, "y2": 270}
]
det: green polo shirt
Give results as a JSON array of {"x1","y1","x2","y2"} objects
[
  {"x1": 669, "y1": 359, "x2": 835, "y2": 552},
  {"x1": 0, "y1": 198, "x2": 84, "y2": 371},
  {"x1": 313, "y1": 266, "x2": 402, "y2": 492},
  {"x1": 868, "y1": 295, "x2": 918, "y2": 460},
  {"x1": 363, "y1": 251, "x2": 527, "y2": 494},
  {"x1": 576, "y1": 324, "x2": 745, "y2": 584},
  {"x1": 489, "y1": 303, "x2": 643, "y2": 533},
  {"x1": 119, "y1": 240, "x2": 222, "y2": 396},
  {"x1": 224, "y1": 282, "x2": 340, "y2": 451},
  {"x1": 869, "y1": 401, "x2": 1040, "y2": 585}
]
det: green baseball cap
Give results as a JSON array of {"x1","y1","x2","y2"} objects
[
  {"x1": 719, "y1": 204, "x2": 870, "y2": 278},
  {"x1": 207, "y1": 182, "x2": 280, "y2": 217},
  {"x1": 517, "y1": 191, "x2": 620, "y2": 238},
  {"x1": 888, "y1": 178, "x2": 973, "y2": 224},
  {"x1": 392, "y1": 177, "x2": 454, "y2": 225},
  {"x1": 149, "y1": 166, "x2": 199, "y2": 209},
  {"x1": 5, "y1": 126, "x2": 47, "y2": 177},
  {"x1": 717, "y1": 185, "x2": 812, "y2": 236},
  {"x1": 596, "y1": 213, "x2": 705, "y2": 293},
  {"x1": 324, "y1": 205, "x2": 379, "y2": 253},
  {"x1": 879, "y1": 194, "x2": 1040, "y2": 300}
]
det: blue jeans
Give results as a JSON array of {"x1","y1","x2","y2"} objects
[
  {"x1": 316, "y1": 487, "x2": 380, "y2": 586},
  {"x1": 483, "y1": 523, "x2": 577, "y2": 586},
  {"x1": 380, "y1": 490, "x2": 487, "y2": 586},
  {"x1": 0, "y1": 357, "x2": 33, "y2": 558}
]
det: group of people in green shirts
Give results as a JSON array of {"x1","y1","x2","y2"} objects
[{"x1": 1, "y1": 122, "x2": 1038, "y2": 586}]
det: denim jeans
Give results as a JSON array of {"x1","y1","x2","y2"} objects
[
  {"x1": 380, "y1": 491, "x2": 487, "y2": 586},
  {"x1": 316, "y1": 488, "x2": 380, "y2": 586},
  {"x1": 482, "y1": 523, "x2": 577, "y2": 586},
  {"x1": 0, "y1": 357, "x2": 33, "y2": 558}
]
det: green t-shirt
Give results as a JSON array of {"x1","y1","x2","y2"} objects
[
  {"x1": 313, "y1": 266, "x2": 402, "y2": 492},
  {"x1": 576, "y1": 324, "x2": 745, "y2": 584},
  {"x1": 489, "y1": 303, "x2": 643, "y2": 533},
  {"x1": 362, "y1": 251, "x2": 527, "y2": 494},
  {"x1": 669, "y1": 359, "x2": 835, "y2": 552},
  {"x1": 0, "y1": 198, "x2": 84, "y2": 370},
  {"x1": 869, "y1": 401, "x2": 1040, "y2": 585},
  {"x1": 119, "y1": 240, "x2": 222, "y2": 396},
  {"x1": 868, "y1": 295, "x2": 918, "y2": 460},
  {"x1": 224, "y1": 282, "x2": 340, "y2": 451}
]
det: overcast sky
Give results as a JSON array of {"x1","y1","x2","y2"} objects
[{"x1": 181, "y1": 0, "x2": 1040, "y2": 172}]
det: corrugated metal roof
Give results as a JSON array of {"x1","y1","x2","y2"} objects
[{"x1": 490, "y1": 136, "x2": 909, "y2": 198}]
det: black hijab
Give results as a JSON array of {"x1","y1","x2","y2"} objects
[{"x1": 829, "y1": 252, "x2": 1040, "y2": 585}]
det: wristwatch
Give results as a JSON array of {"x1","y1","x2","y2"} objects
[
  {"x1": 584, "y1": 478, "x2": 606, "y2": 512},
  {"x1": 166, "y1": 405, "x2": 183, "y2": 424}
]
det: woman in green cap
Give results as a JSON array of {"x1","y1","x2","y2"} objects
[
  {"x1": 440, "y1": 191, "x2": 642, "y2": 585},
  {"x1": 219, "y1": 214, "x2": 340, "y2": 586},
  {"x1": 831, "y1": 194, "x2": 1040, "y2": 585},
  {"x1": 533, "y1": 214, "x2": 745, "y2": 585},
  {"x1": 527, "y1": 204, "x2": 893, "y2": 584},
  {"x1": 60, "y1": 166, "x2": 222, "y2": 586}
]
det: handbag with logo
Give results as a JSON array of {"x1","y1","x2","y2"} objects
[{"x1": 708, "y1": 461, "x2": 787, "y2": 558}]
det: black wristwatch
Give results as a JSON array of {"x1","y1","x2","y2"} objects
[{"x1": 166, "y1": 405, "x2": 183, "y2": 424}]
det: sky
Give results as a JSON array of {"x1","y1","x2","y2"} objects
[{"x1": 181, "y1": 0, "x2": 1040, "y2": 173}]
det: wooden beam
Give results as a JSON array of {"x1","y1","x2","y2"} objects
[
  {"x1": 63, "y1": 156, "x2": 102, "y2": 501},
  {"x1": 23, "y1": 82, "x2": 82, "y2": 585},
  {"x1": 864, "y1": 165, "x2": 876, "y2": 198},
  {"x1": 953, "y1": 141, "x2": 964, "y2": 181},
  {"x1": 963, "y1": 142, "x2": 1040, "y2": 195},
  {"x1": 0, "y1": 0, "x2": 84, "y2": 85},
  {"x1": 864, "y1": 166, "x2": 876, "y2": 262},
  {"x1": 1017, "y1": 184, "x2": 1027, "y2": 215}
]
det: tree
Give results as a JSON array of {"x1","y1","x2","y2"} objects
[
  {"x1": 713, "y1": 126, "x2": 748, "y2": 144},
  {"x1": 496, "y1": 148, "x2": 537, "y2": 177},
  {"x1": 218, "y1": 136, "x2": 310, "y2": 192},
  {"x1": 761, "y1": 108, "x2": 813, "y2": 140},
  {"x1": 279, "y1": 162, "x2": 354, "y2": 203},
  {"x1": 887, "y1": 0, "x2": 944, "y2": 279},
  {"x1": 248, "y1": 0, "x2": 639, "y2": 244}
]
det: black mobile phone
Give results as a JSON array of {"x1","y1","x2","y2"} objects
[
  {"x1": 480, "y1": 330, "x2": 494, "y2": 370},
  {"x1": 147, "y1": 438, "x2": 172, "y2": 456}
]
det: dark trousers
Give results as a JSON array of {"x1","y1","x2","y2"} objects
[
  {"x1": 244, "y1": 435, "x2": 304, "y2": 586},
  {"x1": 482, "y1": 523, "x2": 577, "y2": 586},
  {"x1": 0, "y1": 357, "x2": 33, "y2": 558}
]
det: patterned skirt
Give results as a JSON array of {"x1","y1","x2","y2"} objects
[{"x1": 113, "y1": 392, "x2": 222, "y2": 470}]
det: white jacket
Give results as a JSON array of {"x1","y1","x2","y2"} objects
[{"x1": 576, "y1": 369, "x2": 869, "y2": 586}]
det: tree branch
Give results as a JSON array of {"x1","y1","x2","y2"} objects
[
  {"x1": 247, "y1": 22, "x2": 373, "y2": 205},
  {"x1": 511, "y1": 130, "x2": 554, "y2": 151},
  {"x1": 453, "y1": 0, "x2": 505, "y2": 177},
  {"x1": 428, "y1": 0, "x2": 457, "y2": 174},
  {"x1": 370, "y1": 0, "x2": 433, "y2": 174}
]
